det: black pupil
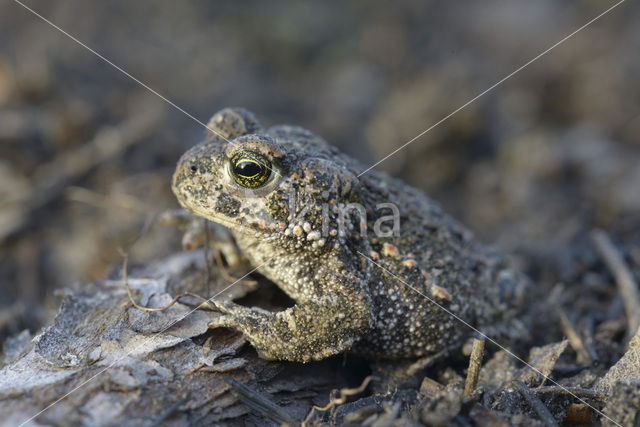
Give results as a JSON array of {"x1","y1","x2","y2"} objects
[{"x1": 235, "y1": 161, "x2": 262, "y2": 177}]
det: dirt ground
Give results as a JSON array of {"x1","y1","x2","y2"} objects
[{"x1": 1, "y1": 1, "x2": 639, "y2": 425}]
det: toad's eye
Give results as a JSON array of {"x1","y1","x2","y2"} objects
[{"x1": 230, "y1": 152, "x2": 272, "y2": 188}]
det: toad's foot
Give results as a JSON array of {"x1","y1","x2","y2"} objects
[
  {"x1": 158, "y1": 209, "x2": 243, "y2": 268},
  {"x1": 208, "y1": 296, "x2": 372, "y2": 363}
]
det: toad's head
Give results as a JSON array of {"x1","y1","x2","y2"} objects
[{"x1": 172, "y1": 108, "x2": 363, "y2": 249}]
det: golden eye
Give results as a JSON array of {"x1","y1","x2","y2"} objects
[{"x1": 230, "y1": 152, "x2": 272, "y2": 188}]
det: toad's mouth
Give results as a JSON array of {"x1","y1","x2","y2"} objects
[{"x1": 183, "y1": 202, "x2": 269, "y2": 237}]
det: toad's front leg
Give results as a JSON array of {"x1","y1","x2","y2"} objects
[
  {"x1": 209, "y1": 295, "x2": 373, "y2": 362},
  {"x1": 158, "y1": 209, "x2": 243, "y2": 267}
]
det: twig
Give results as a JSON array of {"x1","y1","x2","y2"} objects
[
  {"x1": 120, "y1": 249, "x2": 214, "y2": 312},
  {"x1": 464, "y1": 338, "x2": 485, "y2": 397},
  {"x1": 590, "y1": 229, "x2": 640, "y2": 338},
  {"x1": 203, "y1": 219, "x2": 211, "y2": 296},
  {"x1": 512, "y1": 380, "x2": 558, "y2": 427},
  {"x1": 212, "y1": 246, "x2": 240, "y2": 283},
  {"x1": 557, "y1": 308, "x2": 592, "y2": 366},
  {"x1": 302, "y1": 376, "x2": 373, "y2": 426},
  {"x1": 223, "y1": 377, "x2": 298, "y2": 426},
  {"x1": 550, "y1": 286, "x2": 593, "y2": 366}
]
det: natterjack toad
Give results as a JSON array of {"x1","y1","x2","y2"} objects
[{"x1": 171, "y1": 108, "x2": 530, "y2": 362}]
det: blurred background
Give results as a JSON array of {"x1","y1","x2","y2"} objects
[{"x1": 1, "y1": 0, "x2": 639, "y2": 337}]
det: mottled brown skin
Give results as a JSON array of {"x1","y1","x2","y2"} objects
[{"x1": 172, "y1": 108, "x2": 530, "y2": 362}]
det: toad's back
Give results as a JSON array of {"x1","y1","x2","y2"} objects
[{"x1": 350, "y1": 168, "x2": 530, "y2": 358}]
